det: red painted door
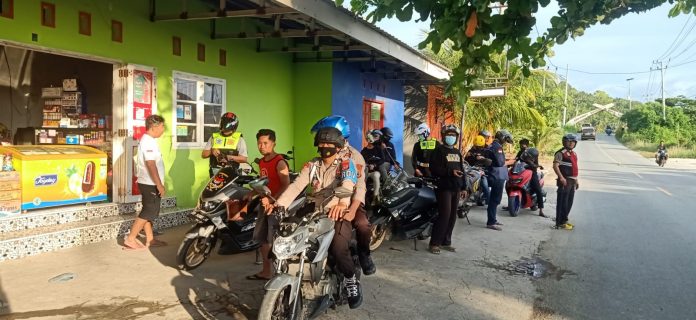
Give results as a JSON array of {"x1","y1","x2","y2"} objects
[{"x1": 362, "y1": 99, "x2": 385, "y2": 148}]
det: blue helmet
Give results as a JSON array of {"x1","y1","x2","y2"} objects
[{"x1": 311, "y1": 115, "x2": 350, "y2": 138}]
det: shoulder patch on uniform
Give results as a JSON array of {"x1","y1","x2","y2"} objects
[{"x1": 341, "y1": 159, "x2": 350, "y2": 170}]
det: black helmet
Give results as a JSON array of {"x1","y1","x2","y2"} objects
[
  {"x1": 441, "y1": 124, "x2": 461, "y2": 136},
  {"x1": 562, "y1": 134, "x2": 577, "y2": 143},
  {"x1": 220, "y1": 112, "x2": 239, "y2": 132},
  {"x1": 314, "y1": 127, "x2": 345, "y2": 149},
  {"x1": 380, "y1": 127, "x2": 394, "y2": 140},
  {"x1": 495, "y1": 130, "x2": 513, "y2": 144},
  {"x1": 521, "y1": 147, "x2": 539, "y2": 162},
  {"x1": 479, "y1": 130, "x2": 491, "y2": 138}
]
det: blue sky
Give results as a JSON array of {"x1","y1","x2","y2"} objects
[{"x1": 373, "y1": 2, "x2": 696, "y2": 101}]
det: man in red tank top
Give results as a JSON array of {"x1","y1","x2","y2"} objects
[{"x1": 248, "y1": 129, "x2": 290, "y2": 280}]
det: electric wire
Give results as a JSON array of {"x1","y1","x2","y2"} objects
[{"x1": 656, "y1": 15, "x2": 695, "y2": 61}]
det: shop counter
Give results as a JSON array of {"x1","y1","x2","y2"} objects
[{"x1": 0, "y1": 145, "x2": 107, "y2": 210}]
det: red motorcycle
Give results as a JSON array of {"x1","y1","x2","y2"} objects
[{"x1": 505, "y1": 161, "x2": 546, "y2": 217}]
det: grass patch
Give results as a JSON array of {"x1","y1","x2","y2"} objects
[{"x1": 618, "y1": 138, "x2": 696, "y2": 159}]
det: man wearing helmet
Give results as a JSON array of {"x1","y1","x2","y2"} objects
[
  {"x1": 465, "y1": 135, "x2": 492, "y2": 205},
  {"x1": 311, "y1": 116, "x2": 375, "y2": 276},
  {"x1": 201, "y1": 112, "x2": 248, "y2": 177},
  {"x1": 361, "y1": 129, "x2": 389, "y2": 204},
  {"x1": 428, "y1": 124, "x2": 466, "y2": 254},
  {"x1": 553, "y1": 134, "x2": 580, "y2": 230},
  {"x1": 380, "y1": 127, "x2": 400, "y2": 170},
  {"x1": 484, "y1": 130, "x2": 514, "y2": 231},
  {"x1": 519, "y1": 147, "x2": 547, "y2": 217},
  {"x1": 274, "y1": 126, "x2": 364, "y2": 309},
  {"x1": 411, "y1": 123, "x2": 438, "y2": 177},
  {"x1": 479, "y1": 130, "x2": 493, "y2": 147}
]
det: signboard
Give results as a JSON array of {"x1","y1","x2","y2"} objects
[{"x1": 470, "y1": 87, "x2": 506, "y2": 98}]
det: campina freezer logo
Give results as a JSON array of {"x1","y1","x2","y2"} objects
[{"x1": 34, "y1": 174, "x2": 58, "y2": 187}]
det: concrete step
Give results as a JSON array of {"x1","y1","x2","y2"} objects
[
  {"x1": 0, "y1": 197, "x2": 177, "y2": 233},
  {"x1": 0, "y1": 206, "x2": 192, "y2": 262}
]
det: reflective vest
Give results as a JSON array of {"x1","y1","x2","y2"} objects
[
  {"x1": 419, "y1": 139, "x2": 437, "y2": 150},
  {"x1": 211, "y1": 132, "x2": 242, "y2": 150}
]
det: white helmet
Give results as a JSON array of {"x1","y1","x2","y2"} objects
[
  {"x1": 415, "y1": 123, "x2": 430, "y2": 140},
  {"x1": 365, "y1": 129, "x2": 382, "y2": 144}
]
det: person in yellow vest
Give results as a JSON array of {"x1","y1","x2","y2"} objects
[
  {"x1": 411, "y1": 123, "x2": 439, "y2": 177},
  {"x1": 201, "y1": 112, "x2": 248, "y2": 177}
]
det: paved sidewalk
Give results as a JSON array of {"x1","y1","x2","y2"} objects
[{"x1": 0, "y1": 171, "x2": 562, "y2": 320}]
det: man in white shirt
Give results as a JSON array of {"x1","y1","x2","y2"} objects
[{"x1": 124, "y1": 115, "x2": 167, "y2": 249}]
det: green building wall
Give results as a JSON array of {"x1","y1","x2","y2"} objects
[{"x1": 0, "y1": 0, "x2": 309, "y2": 207}]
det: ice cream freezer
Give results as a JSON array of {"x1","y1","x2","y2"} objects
[{"x1": 0, "y1": 145, "x2": 108, "y2": 210}]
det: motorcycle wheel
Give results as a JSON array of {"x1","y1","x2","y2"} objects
[
  {"x1": 508, "y1": 195, "x2": 521, "y2": 217},
  {"x1": 369, "y1": 222, "x2": 391, "y2": 251},
  {"x1": 659, "y1": 158, "x2": 666, "y2": 167},
  {"x1": 176, "y1": 234, "x2": 214, "y2": 271},
  {"x1": 258, "y1": 285, "x2": 305, "y2": 320}
]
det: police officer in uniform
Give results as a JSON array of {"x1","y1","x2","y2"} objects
[
  {"x1": 201, "y1": 112, "x2": 248, "y2": 177},
  {"x1": 411, "y1": 123, "x2": 438, "y2": 177}
]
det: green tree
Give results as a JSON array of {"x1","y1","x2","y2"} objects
[{"x1": 339, "y1": 0, "x2": 696, "y2": 99}]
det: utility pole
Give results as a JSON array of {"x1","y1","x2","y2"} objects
[
  {"x1": 563, "y1": 64, "x2": 569, "y2": 126},
  {"x1": 654, "y1": 60, "x2": 667, "y2": 120},
  {"x1": 626, "y1": 77, "x2": 634, "y2": 110}
]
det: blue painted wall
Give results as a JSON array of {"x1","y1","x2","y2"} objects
[{"x1": 331, "y1": 63, "x2": 405, "y2": 164}]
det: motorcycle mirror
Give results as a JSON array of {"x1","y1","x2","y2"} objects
[
  {"x1": 334, "y1": 187, "x2": 354, "y2": 199},
  {"x1": 287, "y1": 150, "x2": 293, "y2": 155},
  {"x1": 249, "y1": 177, "x2": 270, "y2": 194},
  {"x1": 253, "y1": 158, "x2": 261, "y2": 164}
]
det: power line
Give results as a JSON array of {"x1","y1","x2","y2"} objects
[
  {"x1": 547, "y1": 59, "x2": 651, "y2": 75},
  {"x1": 656, "y1": 15, "x2": 695, "y2": 61}
]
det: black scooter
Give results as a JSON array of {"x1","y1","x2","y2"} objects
[
  {"x1": 176, "y1": 166, "x2": 262, "y2": 270},
  {"x1": 367, "y1": 168, "x2": 439, "y2": 251}
]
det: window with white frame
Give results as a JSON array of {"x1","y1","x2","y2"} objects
[{"x1": 172, "y1": 71, "x2": 225, "y2": 148}]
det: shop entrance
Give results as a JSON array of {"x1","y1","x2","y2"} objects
[{"x1": 0, "y1": 43, "x2": 150, "y2": 212}]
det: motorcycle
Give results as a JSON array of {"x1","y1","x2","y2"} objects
[
  {"x1": 656, "y1": 150, "x2": 668, "y2": 167},
  {"x1": 366, "y1": 168, "x2": 439, "y2": 251},
  {"x1": 457, "y1": 163, "x2": 486, "y2": 223},
  {"x1": 505, "y1": 161, "x2": 546, "y2": 217},
  {"x1": 256, "y1": 186, "x2": 359, "y2": 320},
  {"x1": 605, "y1": 127, "x2": 613, "y2": 136},
  {"x1": 176, "y1": 166, "x2": 261, "y2": 270}
]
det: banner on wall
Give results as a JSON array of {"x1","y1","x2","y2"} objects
[{"x1": 132, "y1": 70, "x2": 154, "y2": 140}]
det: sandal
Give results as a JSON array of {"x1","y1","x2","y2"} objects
[
  {"x1": 429, "y1": 245, "x2": 441, "y2": 255},
  {"x1": 441, "y1": 246, "x2": 456, "y2": 253},
  {"x1": 122, "y1": 239, "x2": 145, "y2": 250},
  {"x1": 246, "y1": 274, "x2": 271, "y2": 281}
]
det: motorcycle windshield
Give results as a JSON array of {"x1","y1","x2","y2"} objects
[{"x1": 511, "y1": 161, "x2": 526, "y2": 175}]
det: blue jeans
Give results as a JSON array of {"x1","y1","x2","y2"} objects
[
  {"x1": 487, "y1": 177, "x2": 505, "y2": 225},
  {"x1": 480, "y1": 176, "x2": 490, "y2": 203}
]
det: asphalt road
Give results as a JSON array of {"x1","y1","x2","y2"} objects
[{"x1": 534, "y1": 134, "x2": 696, "y2": 320}]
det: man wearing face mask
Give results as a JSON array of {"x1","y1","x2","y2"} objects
[
  {"x1": 485, "y1": 130, "x2": 514, "y2": 231},
  {"x1": 273, "y1": 127, "x2": 364, "y2": 309},
  {"x1": 411, "y1": 123, "x2": 438, "y2": 177},
  {"x1": 428, "y1": 125, "x2": 466, "y2": 254},
  {"x1": 310, "y1": 116, "x2": 375, "y2": 276}
]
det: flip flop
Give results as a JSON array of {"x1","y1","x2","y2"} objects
[
  {"x1": 246, "y1": 274, "x2": 271, "y2": 281},
  {"x1": 147, "y1": 239, "x2": 168, "y2": 248},
  {"x1": 429, "y1": 246, "x2": 441, "y2": 255},
  {"x1": 122, "y1": 241, "x2": 145, "y2": 250},
  {"x1": 441, "y1": 246, "x2": 457, "y2": 252}
]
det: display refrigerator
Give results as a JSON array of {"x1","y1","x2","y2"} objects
[{"x1": 0, "y1": 145, "x2": 108, "y2": 211}]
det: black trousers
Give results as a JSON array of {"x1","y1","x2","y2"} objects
[
  {"x1": 556, "y1": 179, "x2": 576, "y2": 225},
  {"x1": 430, "y1": 189, "x2": 459, "y2": 247},
  {"x1": 351, "y1": 205, "x2": 371, "y2": 256},
  {"x1": 530, "y1": 171, "x2": 544, "y2": 209},
  {"x1": 330, "y1": 220, "x2": 356, "y2": 278}
]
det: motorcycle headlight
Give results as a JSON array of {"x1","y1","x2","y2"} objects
[
  {"x1": 200, "y1": 200, "x2": 222, "y2": 212},
  {"x1": 511, "y1": 178, "x2": 523, "y2": 184},
  {"x1": 272, "y1": 230, "x2": 308, "y2": 260}
]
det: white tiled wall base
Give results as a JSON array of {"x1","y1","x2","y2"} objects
[{"x1": 0, "y1": 198, "x2": 190, "y2": 262}]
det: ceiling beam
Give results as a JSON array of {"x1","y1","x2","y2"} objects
[
  {"x1": 153, "y1": 7, "x2": 297, "y2": 22},
  {"x1": 214, "y1": 29, "x2": 343, "y2": 40},
  {"x1": 293, "y1": 57, "x2": 398, "y2": 63},
  {"x1": 259, "y1": 44, "x2": 372, "y2": 53}
]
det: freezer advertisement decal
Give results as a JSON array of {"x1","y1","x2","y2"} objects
[{"x1": 21, "y1": 158, "x2": 107, "y2": 210}]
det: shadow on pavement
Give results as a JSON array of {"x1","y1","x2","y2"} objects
[{"x1": 0, "y1": 276, "x2": 9, "y2": 315}]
